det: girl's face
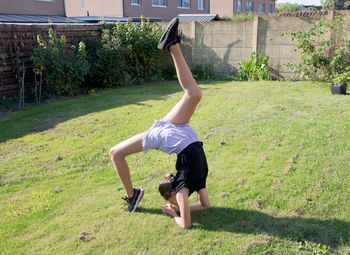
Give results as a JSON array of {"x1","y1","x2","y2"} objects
[{"x1": 167, "y1": 192, "x2": 178, "y2": 206}]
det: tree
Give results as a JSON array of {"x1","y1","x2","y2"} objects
[
  {"x1": 275, "y1": 3, "x2": 300, "y2": 13},
  {"x1": 322, "y1": 0, "x2": 350, "y2": 10}
]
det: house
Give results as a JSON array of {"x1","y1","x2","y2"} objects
[
  {"x1": 210, "y1": 0, "x2": 276, "y2": 17},
  {"x1": 0, "y1": 0, "x2": 65, "y2": 16},
  {"x1": 65, "y1": 0, "x2": 210, "y2": 21},
  {"x1": 0, "y1": 0, "x2": 274, "y2": 24},
  {"x1": 0, "y1": 0, "x2": 210, "y2": 22}
]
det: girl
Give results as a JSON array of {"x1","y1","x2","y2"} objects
[{"x1": 109, "y1": 17, "x2": 210, "y2": 228}]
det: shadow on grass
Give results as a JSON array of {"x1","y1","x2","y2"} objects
[
  {"x1": 0, "y1": 81, "x2": 206, "y2": 142},
  {"x1": 138, "y1": 206, "x2": 349, "y2": 248}
]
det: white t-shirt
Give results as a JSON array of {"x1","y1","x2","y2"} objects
[{"x1": 142, "y1": 119, "x2": 198, "y2": 155}]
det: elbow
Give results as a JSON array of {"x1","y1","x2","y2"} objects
[
  {"x1": 203, "y1": 203, "x2": 210, "y2": 210},
  {"x1": 182, "y1": 222, "x2": 192, "y2": 229}
]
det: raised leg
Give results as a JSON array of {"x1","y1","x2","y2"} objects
[
  {"x1": 163, "y1": 44, "x2": 202, "y2": 125},
  {"x1": 109, "y1": 133, "x2": 144, "y2": 198}
]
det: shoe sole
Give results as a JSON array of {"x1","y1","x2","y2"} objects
[
  {"x1": 131, "y1": 189, "x2": 144, "y2": 212},
  {"x1": 157, "y1": 17, "x2": 178, "y2": 50}
]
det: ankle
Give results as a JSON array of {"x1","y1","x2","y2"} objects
[
  {"x1": 127, "y1": 189, "x2": 134, "y2": 199},
  {"x1": 169, "y1": 43, "x2": 180, "y2": 53}
]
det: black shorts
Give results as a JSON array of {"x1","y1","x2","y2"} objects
[{"x1": 172, "y1": 141, "x2": 208, "y2": 196}]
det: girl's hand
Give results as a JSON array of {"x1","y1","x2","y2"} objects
[
  {"x1": 167, "y1": 204, "x2": 180, "y2": 212},
  {"x1": 162, "y1": 204, "x2": 177, "y2": 217}
]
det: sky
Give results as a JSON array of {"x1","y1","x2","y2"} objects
[{"x1": 276, "y1": 0, "x2": 322, "y2": 5}]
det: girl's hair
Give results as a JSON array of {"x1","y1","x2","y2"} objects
[{"x1": 158, "y1": 173, "x2": 174, "y2": 200}]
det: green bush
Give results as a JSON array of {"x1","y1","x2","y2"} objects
[
  {"x1": 238, "y1": 50, "x2": 271, "y2": 81},
  {"x1": 84, "y1": 38, "x2": 130, "y2": 88},
  {"x1": 100, "y1": 17, "x2": 164, "y2": 84},
  {"x1": 281, "y1": 17, "x2": 350, "y2": 82},
  {"x1": 32, "y1": 28, "x2": 89, "y2": 96}
]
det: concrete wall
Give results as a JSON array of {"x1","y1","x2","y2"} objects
[
  {"x1": 173, "y1": 12, "x2": 338, "y2": 78},
  {"x1": 1, "y1": 11, "x2": 350, "y2": 97},
  {"x1": 65, "y1": 0, "x2": 123, "y2": 17},
  {"x1": 124, "y1": 0, "x2": 210, "y2": 21},
  {"x1": 0, "y1": 0, "x2": 65, "y2": 16}
]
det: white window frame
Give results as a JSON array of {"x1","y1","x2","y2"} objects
[
  {"x1": 237, "y1": 0, "x2": 242, "y2": 13},
  {"x1": 152, "y1": 0, "x2": 167, "y2": 7},
  {"x1": 198, "y1": 0, "x2": 204, "y2": 10},
  {"x1": 131, "y1": 0, "x2": 142, "y2": 6},
  {"x1": 246, "y1": 1, "x2": 254, "y2": 13},
  {"x1": 258, "y1": 3, "x2": 265, "y2": 13},
  {"x1": 35, "y1": 0, "x2": 54, "y2": 2},
  {"x1": 178, "y1": 0, "x2": 191, "y2": 9}
]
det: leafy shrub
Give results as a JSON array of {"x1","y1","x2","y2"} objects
[
  {"x1": 281, "y1": 17, "x2": 350, "y2": 82},
  {"x1": 222, "y1": 14, "x2": 256, "y2": 21},
  {"x1": 100, "y1": 17, "x2": 164, "y2": 84},
  {"x1": 84, "y1": 38, "x2": 130, "y2": 88},
  {"x1": 238, "y1": 51, "x2": 271, "y2": 81},
  {"x1": 275, "y1": 3, "x2": 300, "y2": 13},
  {"x1": 161, "y1": 64, "x2": 177, "y2": 80},
  {"x1": 32, "y1": 28, "x2": 89, "y2": 96}
]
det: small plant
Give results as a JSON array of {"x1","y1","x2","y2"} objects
[
  {"x1": 332, "y1": 68, "x2": 350, "y2": 85},
  {"x1": 32, "y1": 28, "x2": 89, "y2": 96},
  {"x1": 222, "y1": 13, "x2": 256, "y2": 21},
  {"x1": 238, "y1": 50, "x2": 271, "y2": 81}
]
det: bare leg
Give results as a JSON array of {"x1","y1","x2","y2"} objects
[
  {"x1": 163, "y1": 44, "x2": 202, "y2": 125},
  {"x1": 109, "y1": 133, "x2": 144, "y2": 198}
]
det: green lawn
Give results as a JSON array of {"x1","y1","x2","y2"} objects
[{"x1": 1, "y1": 81, "x2": 350, "y2": 254}]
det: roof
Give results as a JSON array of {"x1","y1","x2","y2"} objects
[
  {"x1": 279, "y1": 10, "x2": 328, "y2": 16},
  {"x1": 0, "y1": 14, "x2": 82, "y2": 23},
  {"x1": 300, "y1": 5, "x2": 323, "y2": 11},
  {"x1": 178, "y1": 14, "x2": 221, "y2": 22},
  {"x1": 0, "y1": 14, "x2": 161, "y2": 24},
  {"x1": 72, "y1": 16, "x2": 161, "y2": 24}
]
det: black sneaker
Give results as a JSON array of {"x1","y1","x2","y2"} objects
[
  {"x1": 122, "y1": 188, "x2": 144, "y2": 212},
  {"x1": 157, "y1": 17, "x2": 181, "y2": 51}
]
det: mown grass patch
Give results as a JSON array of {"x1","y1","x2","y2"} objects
[{"x1": 1, "y1": 81, "x2": 349, "y2": 254}]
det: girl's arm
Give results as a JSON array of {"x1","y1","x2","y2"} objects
[
  {"x1": 162, "y1": 188, "x2": 191, "y2": 228},
  {"x1": 165, "y1": 188, "x2": 210, "y2": 212}
]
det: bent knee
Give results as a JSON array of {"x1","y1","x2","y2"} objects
[
  {"x1": 109, "y1": 146, "x2": 124, "y2": 161},
  {"x1": 187, "y1": 88, "x2": 202, "y2": 102}
]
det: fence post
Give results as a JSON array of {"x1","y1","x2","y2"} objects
[
  {"x1": 252, "y1": 15, "x2": 259, "y2": 52},
  {"x1": 191, "y1": 21, "x2": 197, "y2": 67}
]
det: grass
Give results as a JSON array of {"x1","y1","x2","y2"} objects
[{"x1": 1, "y1": 80, "x2": 350, "y2": 254}]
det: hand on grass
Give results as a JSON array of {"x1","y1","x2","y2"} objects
[{"x1": 162, "y1": 204, "x2": 177, "y2": 217}]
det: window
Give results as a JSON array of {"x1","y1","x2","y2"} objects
[
  {"x1": 178, "y1": 0, "x2": 190, "y2": 8},
  {"x1": 198, "y1": 0, "x2": 204, "y2": 10},
  {"x1": 268, "y1": 4, "x2": 273, "y2": 13},
  {"x1": 35, "y1": 0, "x2": 54, "y2": 2},
  {"x1": 258, "y1": 3, "x2": 265, "y2": 13},
  {"x1": 246, "y1": 1, "x2": 254, "y2": 12},
  {"x1": 237, "y1": 0, "x2": 242, "y2": 13},
  {"x1": 81, "y1": 0, "x2": 84, "y2": 7},
  {"x1": 152, "y1": 0, "x2": 167, "y2": 7},
  {"x1": 131, "y1": 0, "x2": 141, "y2": 5}
]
